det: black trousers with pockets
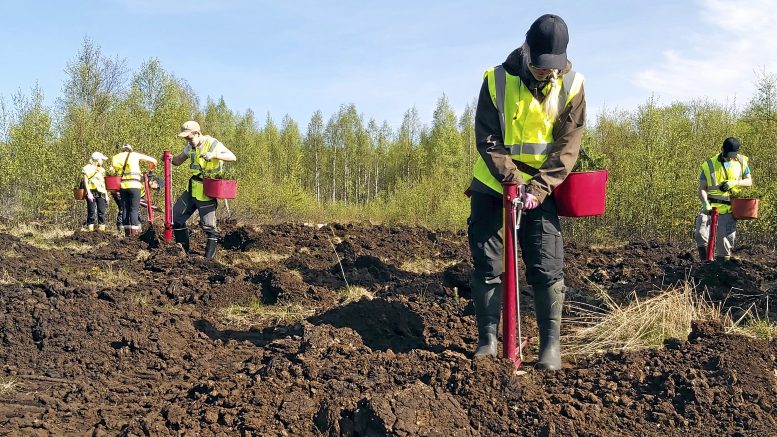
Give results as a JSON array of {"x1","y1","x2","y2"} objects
[
  {"x1": 467, "y1": 190, "x2": 564, "y2": 287},
  {"x1": 85, "y1": 193, "x2": 107, "y2": 225}
]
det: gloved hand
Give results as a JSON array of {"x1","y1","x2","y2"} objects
[
  {"x1": 87, "y1": 192, "x2": 95, "y2": 202},
  {"x1": 701, "y1": 201, "x2": 712, "y2": 214},
  {"x1": 201, "y1": 152, "x2": 215, "y2": 161},
  {"x1": 523, "y1": 192, "x2": 540, "y2": 210},
  {"x1": 719, "y1": 180, "x2": 738, "y2": 192}
]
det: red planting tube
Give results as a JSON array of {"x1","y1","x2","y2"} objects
[
  {"x1": 502, "y1": 183, "x2": 519, "y2": 365},
  {"x1": 706, "y1": 207, "x2": 718, "y2": 261},
  {"x1": 163, "y1": 150, "x2": 173, "y2": 242}
]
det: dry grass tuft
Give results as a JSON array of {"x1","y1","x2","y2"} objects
[
  {"x1": 288, "y1": 269, "x2": 304, "y2": 282},
  {"x1": 133, "y1": 291, "x2": 149, "y2": 307},
  {"x1": 5, "y1": 223, "x2": 74, "y2": 241},
  {"x1": 135, "y1": 249, "x2": 151, "y2": 262},
  {"x1": 4, "y1": 224, "x2": 101, "y2": 253},
  {"x1": 563, "y1": 281, "x2": 727, "y2": 356},
  {"x1": 219, "y1": 299, "x2": 313, "y2": 327},
  {"x1": 338, "y1": 285, "x2": 374, "y2": 304},
  {"x1": 229, "y1": 250, "x2": 290, "y2": 268},
  {"x1": 3, "y1": 223, "x2": 114, "y2": 254},
  {"x1": 245, "y1": 250, "x2": 290, "y2": 264},
  {"x1": 88, "y1": 265, "x2": 137, "y2": 287},
  {"x1": 0, "y1": 269, "x2": 17, "y2": 285},
  {"x1": 1, "y1": 248, "x2": 21, "y2": 258},
  {"x1": 0, "y1": 377, "x2": 21, "y2": 395},
  {"x1": 400, "y1": 258, "x2": 457, "y2": 274},
  {"x1": 589, "y1": 241, "x2": 629, "y2": 250}
]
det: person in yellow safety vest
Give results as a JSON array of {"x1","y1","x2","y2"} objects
[
  {"x1": 82, "y1": 151, "x2": 109, "y2": 232},
  {"x1": 111, "y1": 144, "x2": 157, "y2": 237},
  {"x1": 694, "y1": 137, "x2": 752, "y2": 261},
  {"x1": 111, "y1": 172, "x2": 160, "y2": 231},
  {"x1": 467, "y1": 14, "x2": 585, "y2": 370},
  {"x1": 171, "y1": 120, "x2": 237, "y2": 259}
]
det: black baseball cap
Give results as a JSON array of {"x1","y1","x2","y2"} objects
[
  {"x1": 526, "y1": 14, "x2": 569, "y2": 70},
  {"x1": 722, "y1": 137, "x2": 741, "y2": 158}
]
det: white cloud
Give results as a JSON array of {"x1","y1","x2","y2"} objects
[{"x1": 635, "y1": 0, "x2": 777, "y2": 106}]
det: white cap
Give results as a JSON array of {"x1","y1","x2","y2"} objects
[
  {"x1": 91, "y1": 151, "x2": 108, "y2": 161},
  {"x1": 178, "y1": 120, "x2": 201, "y2": 137}
]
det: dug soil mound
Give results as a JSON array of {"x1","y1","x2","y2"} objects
[{"x1": 0, "y1": 223, "x2": 775, "y2": 436}]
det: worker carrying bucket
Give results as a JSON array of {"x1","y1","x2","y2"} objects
[
  {"x1": 171, "y1": 120, "x2": 237, "y2": 259},
  {"x1": 467, "y1": 14, "x2": 585, "y2": 370},
  {"x1": 694, "y1": 137, "x2": 753, "y2": 261},
  {"x1": 80, "y1": 151, "x2": 110, "y2": 232}
]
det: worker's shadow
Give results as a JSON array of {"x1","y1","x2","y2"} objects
[
  {"x1": 193, "y1": 318, "x2": 302, "y2": 348},
  {"x1": 309, "y1": 298, "x2": 426, "y2": 353},
  {"x1": 194, "y1": 298, "x2": 427, "y2": 353}
]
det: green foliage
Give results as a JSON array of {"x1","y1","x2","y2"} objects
[
  {"x1": 3, "y1": 41, "x2": 777, "y2": 247},
  {"x1": 729, "y1": 185, "x2": 767, "y2": 199}
]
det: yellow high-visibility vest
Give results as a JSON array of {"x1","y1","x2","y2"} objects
[
  {"x1": 472, "y1": 66, "x2": 584, "y2": 194},
  {"x1": 700, "y1": 153, "x2": 750, "y2": 214},
  {"x1": 188, "y1": 136, "x2": 225, "y2": 201},
  {"x1": 82, "y1": 164, "x2": 106, "y2": 194}
]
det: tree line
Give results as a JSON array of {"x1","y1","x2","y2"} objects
[{"x1": 1, "y1": 38, "x2": 775, "y2": 246}]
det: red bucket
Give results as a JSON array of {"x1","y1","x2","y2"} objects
[
  {"x1": 105, "y1": 175, "x2": 122, "y2": 191},
  {"x1": 554, "y1": 170, "x2": 608, "y2": 217},
  {"x1": 731, "y1": 198, "x2": 759, "y2": 220},
  {"x1": 203, "y1": 178, "x2": 238, "y2": 199}
]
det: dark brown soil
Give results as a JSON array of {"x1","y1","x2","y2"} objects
[{"x1": 0, "y1": 223, "x2": 775, "y2": 436}]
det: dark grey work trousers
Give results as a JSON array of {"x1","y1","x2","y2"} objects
[
  {"x1": 172, "y1": 190, "x2": 218, "y2": 238},
  {"x1": 85, "y1": 193, "x2": 107, "y2": 225},
  {"x1": 467, "y1": 190, "x2": 564, "y2": 287},
  {"x1": 120, "y1": 188, "x2": 142, "y2": 230}
]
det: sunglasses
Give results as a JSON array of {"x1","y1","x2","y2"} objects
[{"x1": 528, "y1": 63, "x2": 552, "y2": 73}]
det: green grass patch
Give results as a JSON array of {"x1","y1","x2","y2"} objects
[
  {"x1": 86, "y1": 265, "x2": 137, "y2": 287},
  {"x1": 729, "y1": 307, "x2": 776, "y2": 341}
]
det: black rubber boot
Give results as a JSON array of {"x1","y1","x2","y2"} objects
[
  {"x1": 174, "y1": 228, "x2": 190, "y2": 254},
  {"x1": 204, "y1": 237, "x2": 218, "y2": 260},
  {"x1": 472, "y1": 280, "x2": 502, "y2": 358},
  {"x1": 697, "y1": 246, "x2": 707, "y2": 261},
  {"x1": 534, "y1": 280, "x2": 565, "y2": 370}
]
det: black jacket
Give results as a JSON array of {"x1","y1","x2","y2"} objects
[{"x1": 470, "y1": 46, "x2": 587, "y2": 203}]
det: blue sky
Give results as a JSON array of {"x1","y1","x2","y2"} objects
[{"x1": 2, "y1": 0, "x2": 776, "y2": 129}]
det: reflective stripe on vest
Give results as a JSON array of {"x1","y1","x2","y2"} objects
[
  {"x1": 122, "y1": 172, "x2": 143, "y2": 180},
  {"x1": 705, "y1": 159, "x2": 718, "y2": 190}
]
